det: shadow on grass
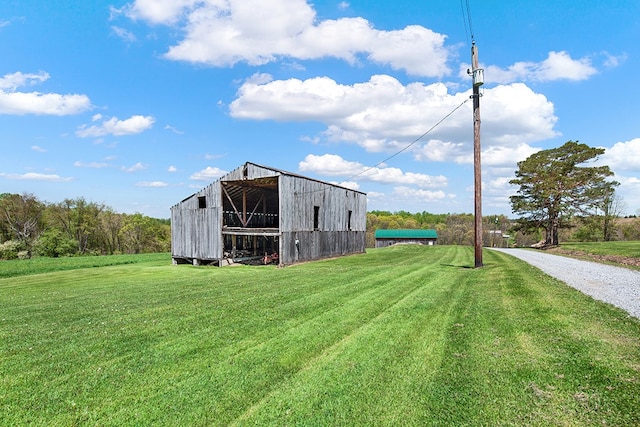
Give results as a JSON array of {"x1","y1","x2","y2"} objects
[
  {"x1": 441, "y1": 263, "x2": 474, "y2": 269},
  {"x1": 440, "y1": 263, "x2": 498, "y2": 270}
]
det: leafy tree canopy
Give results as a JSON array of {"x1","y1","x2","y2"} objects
[{"x1": 510, "y1": 140, "x2": 618, "y2": 246}]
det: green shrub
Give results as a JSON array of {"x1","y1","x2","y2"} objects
[
  {"x1": 0, "y1": 240, "x2": 24, "y2": 260},
  {"x1": 33, "y1": 229, "x2": 77, "y2": 257}
]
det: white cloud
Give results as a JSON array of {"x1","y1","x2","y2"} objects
[
  {"x1": 0, "y1": 71, "x2": 49, "y2": 90},
  {"x1": 122, "y1": 162, "x2": 146, "y2": 172},
  {"x1": 232, "y1": 75, "x2": 558, "y2": 155},
  {"x1": 123, "y1": 0, "x2": 198, "y2": 24},
  {"x1": 190, "y1": 166, "x2": 227, "y2": 181},
  {"x1": 124, "y1": 0, "x2": 452, "y2": 76},
  {"x1": 367, "y1": 191, "x2": 385, "y2": 199},
  {"x1": 0, "y1": 71, "x2": 91, "y2": 115},
  {"x1": 111, "y1": 25, "x2": 137, "y2": 42},
  {"x1": 0, "y1": 172, "x2": 72, "y2": 182},
  {"x1": 299, "y1": 153, "x2": 447, "y2": 188},
  {"x1": 76, "y1": 115, "x2": 155, "y2": 137},
  {"x1": 393, "y1": 186, "x2": 448, "y2": 202},
  {"x1": 299, "y1": 153, "x2": 364, "y2": 176},
  {"x1": 598, "y1": 139, "x2": 640, "y2": 214},
  {"x1": 601, "y1": 138, "x2": 640, "y2": 172},
  {"x1": 482, "y1": 143, "x2": 540, "y2": 167},
  {"x1": 333, "y1": 180, "x2": 360, "y2": 191},
  {"x1": 164, "y1": 124, "x2": 184, "y2": 134},
  {"x1": 482, "y1": 83, "x2": 559, "y2": 144},
  {"x1": 602, "y1": 52, "x2": 627, "y2": 69},
  {"x1": 609, "y1": 175, "x2": 640, "y2": 216},
  {"x1": 31, "y1": 145, "x2": 47, "y2": 153},
  {"x1": 74, "y1": 161, "x2": 110, "y2": 168},
  {"x1": 232, "y1": 74, "x2": 469, "y2": 148},
  {"x1": 168, "y1": 165, "x2": 177, "y2": 172},
  {"x1": 414, "y1": 140, "x2": 469, "y2": 164},
  {"x1": 466, "y1": 51, "x2": 598, "y2": 84},
  {"x1": 136, "y1": 181, "x2": 169, "y2": 187}
]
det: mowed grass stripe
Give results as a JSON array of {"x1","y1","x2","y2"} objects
[
  {"x1": 421, "y1": 249, "x2": 640, "y2": 426},
  {"x1": 106, "y1": 246, "x2": 456, "y2": 424},
  {"x1": 0, "y1": 253, "x2": 170, "y2": 279},
  {"x1": 231, "y1": 247, "x2": 471, "y2": 425},
  {"x1": 1, "y1": 246, "x2": 640, "y2": 426},
  {"x1": 0, "y1": 246, "x2": 448, "y2": 425}
]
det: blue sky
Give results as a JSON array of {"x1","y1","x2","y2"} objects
[{"x1": 1, "y1": 0, "x2": 639, "y2": 219}]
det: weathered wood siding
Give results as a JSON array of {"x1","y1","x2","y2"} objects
[
  {"x1": 278, "y1": 174, "x2": 366, "y2": 264},
  {"x1": 280, "y1": 231, "x2": 366, "y2": 265},
  {"x1": 171, "y1": 182, "x2": 223, "y2": 261},
  {"x1": 171, "y1": 162, "x2": 367, "y2": 265},
  {"x1": 279, "y1": 175, "x2": 366, "y2": 232},
  {"x1": 223, "y1": 163, "x2": 280, "y2": 181}
]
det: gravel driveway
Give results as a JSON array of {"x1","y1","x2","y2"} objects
[{"x1": 490, "y1": 248, "x2": 640, "y2": 319}]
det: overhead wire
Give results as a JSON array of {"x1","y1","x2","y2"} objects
[
  {"x1": 463, "y1": 0, "x2": 475, "y2": 42},
  {"x1": 341, "y1": 1, "x2": 477, "y2": 186},
  {"x1": 339, "y1": 98, "x2": 470, "y2": 185},
  {"x1": 303, "y1": 2, "x2": 476, "y2": 193},
  {"x1": 460, "y1": 0, "x2": 470, "y2": 43}
]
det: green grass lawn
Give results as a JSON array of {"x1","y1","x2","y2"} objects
[
  {"x1": 0, "y1": 252, "x2": 169, "y2": 279},
  {"x1": 560, "y1": 241, "x2": 640, "y2": 258},
  {"x1": 1, "y1": 246, "x2": 639, "y2": 426}
]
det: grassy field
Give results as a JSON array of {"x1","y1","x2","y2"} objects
[
  {"x1": 551, "y1": 241, "x2": 640, "y2": 270},
  {"x1": 559, "y1": 241, "x2": 640, "y2": 258},
  {"x1": 0, "y1": 253, "x2": 168, "y2": 279},
  {"x1": 1, "y1": 246, "x2": 639, "y2": 426}
]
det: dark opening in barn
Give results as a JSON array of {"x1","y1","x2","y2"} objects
[{"x1": 171, "y1": 162, "x2": 367, "y2": 266}]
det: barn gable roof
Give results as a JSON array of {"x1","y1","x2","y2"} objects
[
  {"x1": 375, "y1": 229, "x2": 438, "y2": 239},
  {"x1": 173, "y1": 161, "x2": 366, "y2": 208},
  {"x1": 240, "y1": 162, "x2": 366, "y2": 195}
]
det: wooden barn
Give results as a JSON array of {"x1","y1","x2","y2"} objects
[
  {"x1": 374, "y1": 229, "x2": 438, "y2": 248},
  {"x1": 171, "y1": 162, "x2": 367, "y2": 266}
]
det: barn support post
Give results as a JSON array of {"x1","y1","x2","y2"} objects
[
  {"x1": 231, "y1": 234, "x2": 237, "y2": 258},
  {"x1": 242, "y1": 187, "x2": 247, "y2": 226}
]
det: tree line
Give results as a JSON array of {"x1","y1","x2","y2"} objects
[
  {"x1": 365, "y1": 211, "x2": 516, "y2": 247},
  {"x1": 368, "y1": 141, "x2": 637, "y2": 248},
  {"x1": 2, "y1": 140, "x2": 637, "y2": 259},
  {"x1": 0, "y1": 193, "x2": 170, "y2": 260},
  {"x1": 366, "y1": 210, "x2": 640, "y2": 248}
]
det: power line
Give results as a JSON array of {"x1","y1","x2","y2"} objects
[
  {"x1": 460, "y1": 0, "x2": 475, "y2": 43},
  {"x1": 460, "y1": 0, "x2": 470, "y2": 43},
  {"x1": 341, "y1": 98, "x2": 470, "y2": 184},
  {"x1": 465, "y1": 0, "x2": 475, "y2": 42}
]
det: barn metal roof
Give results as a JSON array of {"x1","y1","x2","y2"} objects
[{"x1": 374, "y1": 229, "x2": 438, "y2": 239}]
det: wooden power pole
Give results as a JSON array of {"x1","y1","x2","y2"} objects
[{"x1": 471, "y1": 41, "x2": 484, "y2": 268}]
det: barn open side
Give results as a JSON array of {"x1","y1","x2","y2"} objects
[{"x1": 171, "y1": 162, "x2": 367, "y2": 266}]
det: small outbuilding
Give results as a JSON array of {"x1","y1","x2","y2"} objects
[
  {"x1": 374, "y1": 229, "x2": 438, "y2": 248},
  {"x1": 171, "y1": 162, "x2": 367, "y2": 266}
]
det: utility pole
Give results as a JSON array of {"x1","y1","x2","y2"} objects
[{"x1": 470, "y1": 41, "x2": 484, "y2": 268}]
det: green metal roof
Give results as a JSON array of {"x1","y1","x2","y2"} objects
[{"x1": 374, "y1": 229, "x2": 438, "y2": 239}]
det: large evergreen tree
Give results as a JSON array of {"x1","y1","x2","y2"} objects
[{"x1": 510, "y1": 140, "x2": 618, "y2": 246}]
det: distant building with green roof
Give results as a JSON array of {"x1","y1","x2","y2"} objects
[{"x1": 374, "y1": 229, "x2": 438, "y2": 248}]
